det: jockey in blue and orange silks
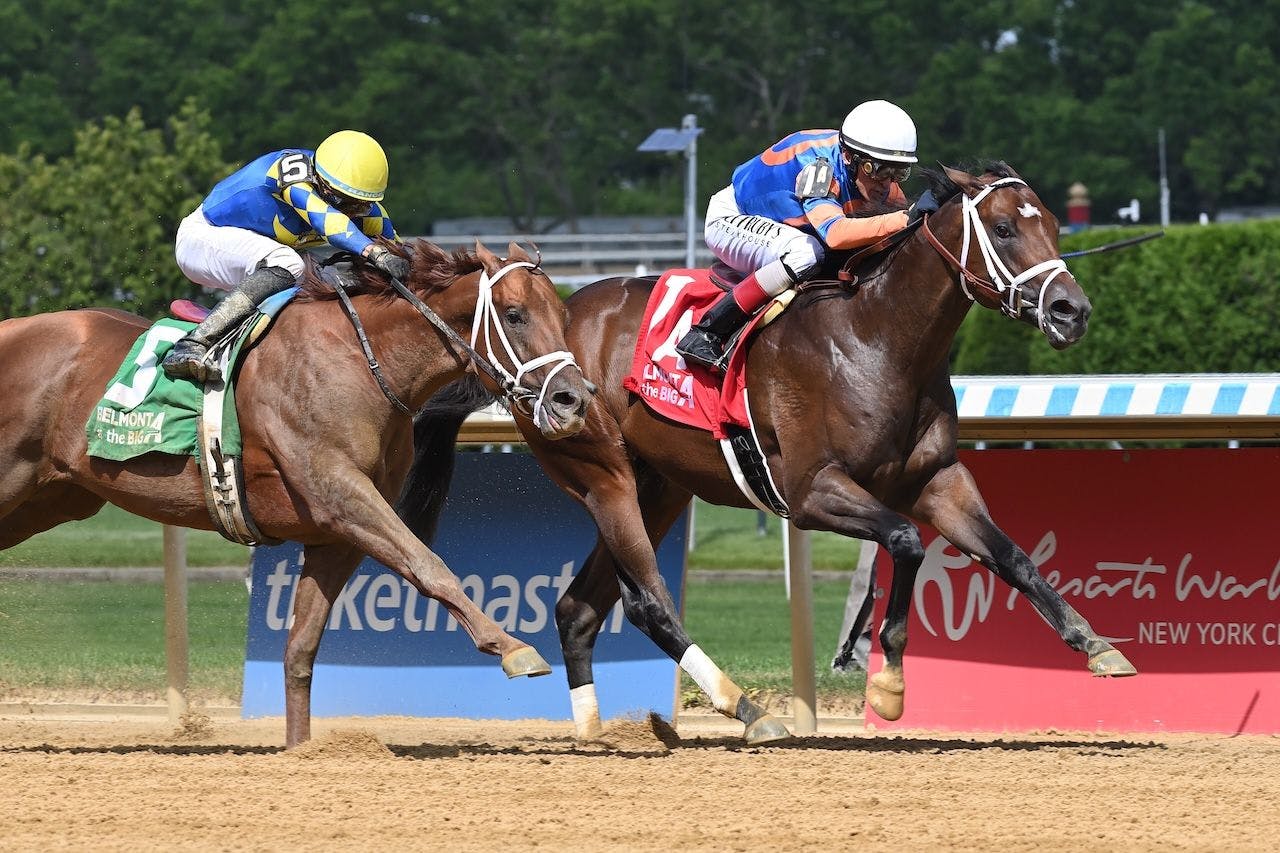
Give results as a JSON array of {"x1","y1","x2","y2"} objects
[
  {"x1": 676, "y1": 99, "x2": 940, "y2": 371},
  {"x1": 162, "y1": 130, "x2": 409, "y2": 384}
]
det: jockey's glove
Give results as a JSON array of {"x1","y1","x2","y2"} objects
[
  {"x1": 366, "y1": 244, "x2": 410, "y2": 281},
  {"x1": 907, "y1": 189, "x2": 941, "y2": 225}
]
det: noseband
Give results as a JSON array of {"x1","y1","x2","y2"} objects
[{"x1": 920, "y1": 177, "x2": 1071, "y2": 336}]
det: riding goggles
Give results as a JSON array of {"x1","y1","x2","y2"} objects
[
  {"x1": 315, "y1": 172, "x2": 372, "y2": 216},
  {"x1": 858, "y1": 159, "x2": 911, "y2": 183}
]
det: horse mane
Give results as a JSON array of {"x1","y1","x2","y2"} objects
[
  {"x1": 805, "y1": 160, "x2": 1022, "y2": 286},
  {"x1": 293, "y1": 238, "x2": 484, "y2": 303},
  {"x1": 922, "y1": 160, "x2": 1021, "y2": 204}
]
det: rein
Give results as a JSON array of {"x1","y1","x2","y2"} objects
[
  {"x1": 920, "y1": 177, "x2": 1071, "y2": 337},
  {"x1": 324, "y1": 253, "x2": 578, "y2": 427}
]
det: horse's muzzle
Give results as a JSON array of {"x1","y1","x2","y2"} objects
[
  {"x1": 536, "y1": 377, "x2": 594, "y2": 439},
  {"x1": 1041, "y1": 281, "x2": 1092, "y2": 350}
]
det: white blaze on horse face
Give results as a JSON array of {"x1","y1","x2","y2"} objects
[{"x1": 1018, "y1": 202, "x2": 1042, "y2": 219}]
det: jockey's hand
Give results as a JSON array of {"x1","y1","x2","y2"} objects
[
  {"x1": 907, "y1": 189, "x2": 941, "y2": 224},
  {"x1": 365, "y1": 244, "x2": 410, "y2": 280}
]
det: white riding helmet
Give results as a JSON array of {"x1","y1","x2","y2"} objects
[{"x1": 839, "y1": 100, "x2": 918, "y2": 164}]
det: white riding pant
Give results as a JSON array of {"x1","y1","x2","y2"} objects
[
  {"x1": 175, "y1": 206, "x2": 306, "y2": 292},
  {"x1": 703, "y1": 185, "x2": 824, "y2": 296}
]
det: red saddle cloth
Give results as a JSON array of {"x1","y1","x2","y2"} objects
[{"x1": 622, "y1": 269, "x2": 767, "y2": 439}]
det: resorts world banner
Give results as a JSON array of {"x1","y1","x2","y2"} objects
[
  {"x1": 242, "y1": 452, "x2": 688, "y2": 720},
  {"x1": 870, "y1": 447, "x2": 1280, "y2": 734}
]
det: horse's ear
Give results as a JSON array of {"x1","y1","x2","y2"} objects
[
  {"x1": 943, "y1": 165, "x2": 983, "y2": 196},
  {"x1": 506, "y1": 241, "x2": 531, "y2": 262},
  {"x1": 474, "y1": 240, "x2": 498, "y2": 268}
]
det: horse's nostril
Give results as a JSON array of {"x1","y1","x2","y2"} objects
[
  {"x1": 1050, "y1": 299, "x2": 1080, "y2": 320},
  {"x1": 552, "y1": 390, "x2": 580, "y2": 411}
]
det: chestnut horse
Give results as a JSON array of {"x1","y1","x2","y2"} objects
[
  {"x1": 401, "y1": 165, "x2": 1137, "y2": 744},
  {"x1": 0, "y1": 240, "x2": 592, "y2": 747}
]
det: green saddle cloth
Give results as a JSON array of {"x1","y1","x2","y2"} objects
[{"x1": 86, "y1": 318, "x2": 250, "y2": 462}]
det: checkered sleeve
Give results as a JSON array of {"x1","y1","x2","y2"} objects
[
  {"x1": 360, "y1": 202, "x2": 400, "y2": 242},
  {"x1": 280, "y1": 182, "x2": 374, "y2": 255}
]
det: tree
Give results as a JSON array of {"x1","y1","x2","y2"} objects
[{"x1": 0, "y1": 102, "x2": 233, "y2": 319}]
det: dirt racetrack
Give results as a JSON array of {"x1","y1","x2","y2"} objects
[{"x1": 2, "y1": 710, "x2": 1278, "y2": 851}]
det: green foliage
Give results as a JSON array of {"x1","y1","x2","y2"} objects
[
  {"x1": 952, "y1": 308, "x2": 1037, "y2": 376},
  {"x1": 1036, "y1": 221, "x2": 1280, "y2": 374},
  {"x1": 2, "y1": 0, "x2": 1277, "y2": 235},
  {"x1": 0, "y1": 1, "x2": 1278, "y2": 316},
  {"x1": 0, "y1": 101, "x2": 234, "y2": 319},
  {"x1": 953, "y1": 221, "x2": 1280, "y2": 375}
]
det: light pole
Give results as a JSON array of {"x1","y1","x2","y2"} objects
[
  {"x1": 637, "y1": 114, "x2": 703, "y2": 269},
  {"x1": 639, "y1": 115, "x2": 705, "y2": 551},
  {"x1": 1158, "y1": 127, "x2": 1171, "y2": 228}
]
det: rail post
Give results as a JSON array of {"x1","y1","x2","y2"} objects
[
  {"x1": 162, "y1": 525, "x2": 189, "y2": 724},
  {"x1": 784, "y1": 522, "x2": 817, "y2": 734}
]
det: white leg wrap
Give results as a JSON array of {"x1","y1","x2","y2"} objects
[
  {"x1": 679, "y1": 644, "x2": 743, "y2": 716},
  {"x1": 569, "y1": 684, "x2": 602, "y2": 739}
]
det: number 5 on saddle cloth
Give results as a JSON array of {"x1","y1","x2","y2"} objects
[{"x1": 85, "y1": 288, "x2": 298, "y2": 545}]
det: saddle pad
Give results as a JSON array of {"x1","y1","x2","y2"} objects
[
  {"x1": 85, "y1": 289, "x2": 297, "y2": 462},
  {"x1": 622, "y1": 269, "x2": 768, "y2": 439},
  {"x1": 85, "y1": 319, "x2": 246, "y2": 461}
]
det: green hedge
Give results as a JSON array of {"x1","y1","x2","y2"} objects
[{"x1": 952, "y1": 220, "x2": 1280, "y2": 375}]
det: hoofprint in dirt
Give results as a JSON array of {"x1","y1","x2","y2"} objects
[{"x1": 1, "y1": 715, "x2": 1277, "y2": 852}]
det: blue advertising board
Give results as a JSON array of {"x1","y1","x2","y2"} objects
[{"x1": 242, "y1": 452, "x2": 688, "y2": 721}]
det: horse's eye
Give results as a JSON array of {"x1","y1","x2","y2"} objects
[
  {"x1": 994, "y1": 223, "x2": 1013, "y2": 239},
  {"x1": 504, "y1": 307, "x2": 526, "y2": 325}
]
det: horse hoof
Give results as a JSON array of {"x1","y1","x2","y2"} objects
[
  {"x1": 501, "y1": 647, "x2": 552, "y2": 678},
  {"x1": 744, "y1": 715, "x2": 791, "y2": 745},
  {"x1": 866, "y1": 672, "x2": 906, "y2": 721},
  {"x1": 1088, "y1": 649, "x2": 1138, "y2": 677}
]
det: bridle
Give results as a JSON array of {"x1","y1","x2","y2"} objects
[
  {"x1": 466, "y1": 259, "x2": 579, "y2": 430},
  {"x1": 920, "y1": 177, "x2": 1072, "y2": 338},
  {"x1": 327, "y1": 252, "x2": 579, "y2": 430}
]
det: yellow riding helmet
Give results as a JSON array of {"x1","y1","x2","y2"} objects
[{"x1": 314, "y1": 130, "x2": 388, "y2": 202}]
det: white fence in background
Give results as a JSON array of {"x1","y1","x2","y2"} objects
[{"x1": 429, "y1": 232, "x2": 716, "y2": 288}]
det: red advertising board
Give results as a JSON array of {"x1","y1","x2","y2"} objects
[{"x1": 869, "y1": 448, "x2": 1280, "y2": 734}]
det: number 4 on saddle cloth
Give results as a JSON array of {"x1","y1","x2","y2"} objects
[{"x1": 623, "y1": 269, "x2": 792, "y2": 516}]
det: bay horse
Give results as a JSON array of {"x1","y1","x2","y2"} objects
[
  {"x1": 401, "y1": 165, "x2": 1137, "y2": 744},
  {"x1": 0, "y1": 240, "x2": 593, "y2": 747}
]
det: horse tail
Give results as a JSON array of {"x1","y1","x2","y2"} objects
[{"x1": 395, "y1": 375, "x2": 495, "y2": 544}]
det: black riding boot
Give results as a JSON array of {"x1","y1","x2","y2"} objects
[
  {"x1": 161, "y1": 265, "x2": 296, "y2": 384},
  {"x1": 675, "y1": 292, "x2": 752, "y2": 371}
]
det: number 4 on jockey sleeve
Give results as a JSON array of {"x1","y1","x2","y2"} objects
[{"x1": 794, "y1": 157, "x2": 836, "y2": 200}]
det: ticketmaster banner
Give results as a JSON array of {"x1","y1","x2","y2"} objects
[{"x1": 242, "y1": 452, "x2": 688, "y2": 720}]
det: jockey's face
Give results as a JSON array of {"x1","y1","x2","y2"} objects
[
  {"x1": 315, "y1": 174, "x2": 372, "y2": 218},
  {"x1": 852, "y1": 161, "x2": 892, "y2": 201},
  {"x1": 333, "y1": 194, "x2": 372, "y2": 218},
  {"x1": 843, "y1": 148, "x2": 890, "y2": 201}
]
